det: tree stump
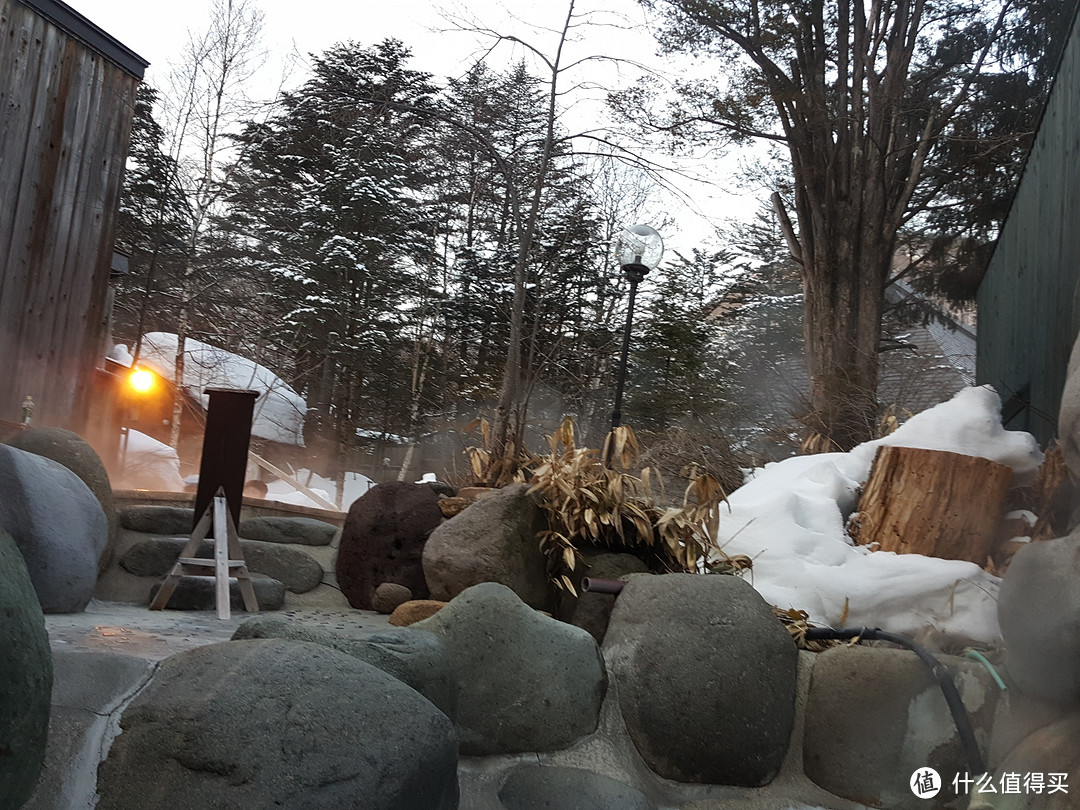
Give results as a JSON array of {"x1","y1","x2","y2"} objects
[{"x1": 849, "y1": 445, "x2": 1012, "y2": 565}]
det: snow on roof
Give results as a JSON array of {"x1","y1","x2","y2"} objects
[
  {"x1": 712, "y1": 385, "x2": 1043, "y2": 645},
  {"x1": 122, "y1": 333, "x2": 306, "y2": 446}
]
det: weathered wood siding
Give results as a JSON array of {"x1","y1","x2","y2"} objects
[
  {"x1": 0, "y1": 0, "x2": 141, "y2": 430},
  {"x1": 978, "y1": 10, "x2": 1080, "y2": 445}
]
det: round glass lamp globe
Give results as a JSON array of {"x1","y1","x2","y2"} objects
[{"x1": 615, "y1": 225, "x2": 664, "y2": 270}]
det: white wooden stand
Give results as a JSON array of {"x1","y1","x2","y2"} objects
[{"x1": 148, "y1": 489, "x2": 258, "y2": 619}]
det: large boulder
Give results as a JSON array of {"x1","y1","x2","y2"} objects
[
  {"x1": 0, "y1": 444, "x2": 108, "y2": 612},
  {"x1": 603, "y1": 573, "x2": 798, "y2": 786},
  {"x1": 803, "y1": 645, "x2": 999, "y2": 809},
  {"x1": 336, "y1": 482, "x2": 442, "y2": 609},
  {"x1": 0, "y1": 528, "x2": 53, "y2": 809},
  {"x1": 422, "y1": 484, "x2": 553, "y2": 610},
  {"x1": 232, "y1": 616, "x2": 457, "y2": 718},
  {"x1": 96, "y1": 639, "x2": 459, "y2": 809},
  {"x1": 413, "y1": 582, "x2": 606, "y2": 755},
  {"x1": 998, "y1": 533, "x2": 1080, "y2": 700},
  {"x1": 498, "y1": 765, "x2": 656, "y2": 810},
  {"x1": 8, "y1": 427, "x2": 117, "y2": 575},
  {"x1": 238, "y1": 516, "x2": 338, "y2": 546},
  {"x1": 120, "y1": 537, "x2": 323, "y2": 593}
]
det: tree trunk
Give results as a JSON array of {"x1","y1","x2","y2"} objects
[{"x1": 849, "y1": 445, "x2": 1012, "y2": 565}]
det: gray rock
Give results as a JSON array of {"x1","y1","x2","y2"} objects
[
  {"x1": 148, "y1": 574, "x2": 286, "y2": 611},
  {"x1": 603, "y1": 573, "x2": 797, "y2": 786},
  {"x1": 569, "y1": 551, "x2": 652, "y2": 642},
  {"x1": 373, "y1": 582, "x2": 412, "y2": 614},
  {"x1": 422, "y1": 484, "x2": 553, "y2": 610},
  {"x1": 0, "y1": 528, "x2": 52, "y2": 810},
  {"x1": 803, "y1": 645, "x2": 998, "y2": 809},
  {"x1": 8, "y1": 427, "x2": 117, "y2": 575},
  {"x1": 97, "y1": 639, "x2": 459, "y2": 809},
  {"x1": 238, "y1": 516, "x2": 338, "y2": 546},
  {"x1": 498, "y1": 765, "x2": 655, "y2": 810},
  {"x1": 0, "y1": 444, "x2": 108, "y2": 612},
  {"x1": 1059, "y1": 331, "x2": 1080, "y2": 481},
  {"x1": 232, "y1": 617, "x2": 456, "y2": 718},
  {"x1": 414, "y1": 582, "x2": 606, "y2": 755},
  {"x1": 119, "y1": 505, "x2": 194, "y2": 535},
  {"x1": 969, "y1": 714, "x2": 1080, "y2": 810},
  {"x1": 998, "y1": 532, "x2": 1080, "y2": 701},
  {"x1": 120, "y1": 536, "x2": 323, "y2": 593}
]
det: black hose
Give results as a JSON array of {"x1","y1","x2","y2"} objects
[{"x1": 804, "y1": 626, "x2": 986, "y2": 776}]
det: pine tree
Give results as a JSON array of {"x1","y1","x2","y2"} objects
[{"x1": 225, "y1": 40, "x2": 440, "y2": 465}]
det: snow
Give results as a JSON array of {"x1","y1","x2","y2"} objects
[
  {"x1": 265, "y1": 469, "x2": 374, "y2": 511},
  {"x1": 115, "y1": 429, "x2": 186, "y2": 491},
  {"x1": 713, "y1": 386, "x2": 1044, "y2": 646},
  {"x1": 115, "y1": 333, "x2": 306, "y2": 446}
]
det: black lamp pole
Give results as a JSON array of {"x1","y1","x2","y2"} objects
[{"x1": 610, "y1": 261, "x2": 650, "y2": 431}]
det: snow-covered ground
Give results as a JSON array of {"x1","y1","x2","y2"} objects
[
  {"x1": 712, "y1": 385, "x2": 1043, "y2": 646},
  {"x1": 264, "y1": 469, "x2": 375, "y2": 511}
]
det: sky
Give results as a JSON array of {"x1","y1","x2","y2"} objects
[{"x1": 66, "y1": 0, "x2": 764, "y2": 255}]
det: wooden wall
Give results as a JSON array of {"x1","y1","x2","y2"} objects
[
  {"x1": 978, "y1": 9, "x2": 1080, "y2": 445},
  {"x1": 0, "y1": 0, "x2": 142, "y2": 431}
]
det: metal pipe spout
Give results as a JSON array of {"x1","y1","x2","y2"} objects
[{"x1": 581, "y1": 577, "x2": 626, "y2": 595}]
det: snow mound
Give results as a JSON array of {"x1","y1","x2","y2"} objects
[
  {"x1": 126, "y1": 333, "x2": 306, "y2": 446},
  {"x1": 713, "y1": 385, "x2": 1043, "y2": 645},
  {"x1": 116, "y1": 429, "x2": 186, "y2": 491}
]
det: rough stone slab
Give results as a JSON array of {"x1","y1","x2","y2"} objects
[
  {"x1": 120, "y1": 536, "x2": 323, "y2": 593},
  {"x1": 119, "y1": 505, "x2": 195, "y2": 535},
  {"x1": 232, "y1": 616, "x2": 457, "y2": 718},
  {"x1": 238, "y1": 516, "x2": 338, "y2": 546},
  {"x1": 803, "y1": 645, "x2": 998, "y2": 809},
  {"x1": 414, "y1": 582, "x2": 606, "y2": 755},
  {"x1": 96, "y1": 639, "x2": 459, "y2": 809},
  {"x1": 0, "y1": 528, "x2": 52, "y2": 809},
  {"x1": 149, "y1": 574, "x2": 285, "y2": 611},
  {"x1": 24, "y1": 651, "x2": 155, "y2": 810},
  {"x1": 603, "y1": 573, "x2": 797, "y2": 786},
  {"x1": 498, "y1": 765, "x2": 655, "y2": 810}
]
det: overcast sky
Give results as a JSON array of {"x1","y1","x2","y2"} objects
[{"x1": 67, "y1": 0, "x2": 764, "y2": 252}]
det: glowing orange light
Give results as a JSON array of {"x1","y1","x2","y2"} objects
[{"x1": 129, "y1": 368, "x2": 155, "y2": 394}]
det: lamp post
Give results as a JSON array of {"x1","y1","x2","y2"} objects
[{"x1": 610, "y1": 224, "x2": 664, "y2": 432}]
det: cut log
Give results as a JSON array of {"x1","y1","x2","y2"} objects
[{"x1": 849, "y1": 445, "x2": 1012, "y2": 565}]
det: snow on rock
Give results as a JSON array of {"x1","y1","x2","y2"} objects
[
  {"x1": 124, "y1": 333, "x2": 306, "y2": 446},
  {"x1": 713, "y1": 386, "x2": 1043, "y2": 645}
]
